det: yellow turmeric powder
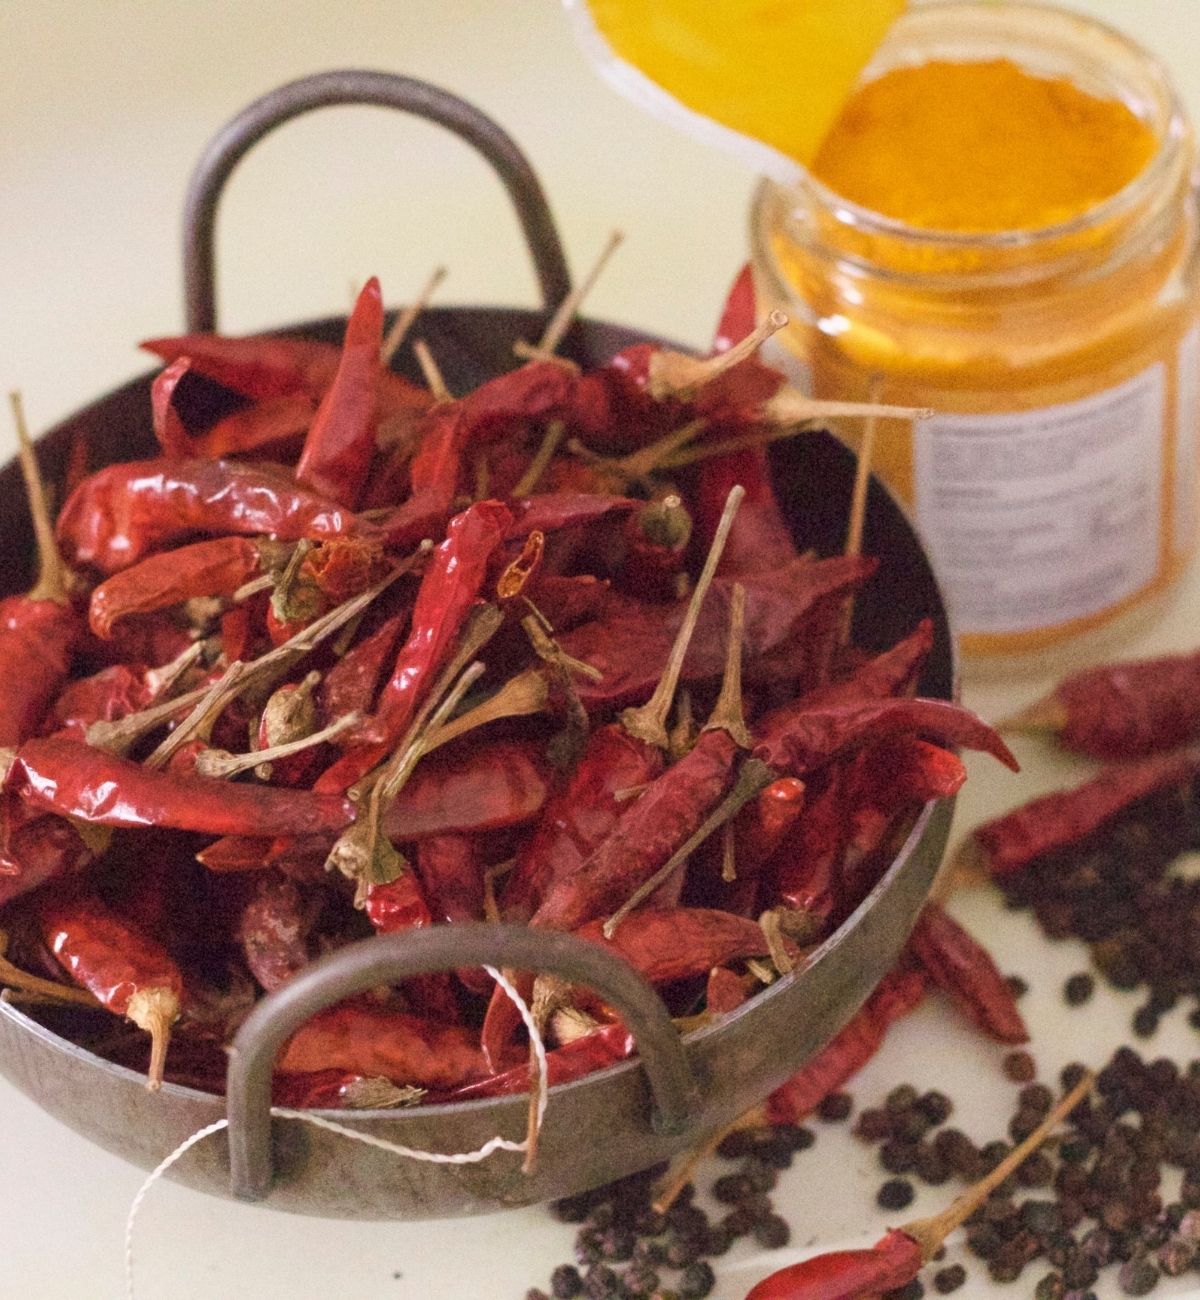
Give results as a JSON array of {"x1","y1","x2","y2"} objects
[{"x1": 811, "y1": 59, "x2": 1157, "y2": 232}]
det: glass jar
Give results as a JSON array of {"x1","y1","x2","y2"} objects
[{"x1": 750, "y1": 1, "x2": 1200, "y2": 675}]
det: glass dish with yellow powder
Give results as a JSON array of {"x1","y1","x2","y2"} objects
[{"x1": 751, "y1": 1, "x2": 1200, "y2": 673}]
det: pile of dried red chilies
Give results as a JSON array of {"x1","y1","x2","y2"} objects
[{"x1": 0, "y1": 269, "x2": 1014, "y2": 1106}]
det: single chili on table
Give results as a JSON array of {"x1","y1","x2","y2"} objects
[{"x1": 745, "y1": 1071, "x2": 1095, "y2": 1298}]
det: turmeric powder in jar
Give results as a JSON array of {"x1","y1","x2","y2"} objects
[{"x1": 751, "y1": 2, "x2": 1200, "y2": 671}]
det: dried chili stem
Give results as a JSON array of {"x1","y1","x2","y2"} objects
[
  {"x1": 413, "y1": 339, "x2": 451, "y2": 402},
  {"x1": 603, "y1": 758, "x2": 775, "y2": 938},
  {"x1": 619, "y1": 484, "x2": 744, "y2": 751},
  {"x1": 652, "y1": 1108, "x2": 767, "y2": 1214},
  {"x1": 195, "y1": 710, "x2": 362, "y2": 779},
  {"x1": 9, "y1": 391, "x2": 69, "y2": 604},
  {"x1": 144, "y1": 640, "x2": 206, "y2": 700},
  {"x1": 270, "y1": 538, "x2": 317, "y2": 624},
  {"x1": 758, "y1": 908, "x2": 795, "y2": 975},
  {"x1": 648, "y1": 312, "x2": 787, "y2": 400},
  {"x1": 721, "y1": 822, "x2": 737, "y2": 883},
  {"x1": 233, "y1": 572, "x2": 277, "y2": 603},
  {"x1": 512, "y1": 421, "x2": 566, "y2": 497},
  {"x1": 127, "y1": 985, "x2": 181, "y2": 1092},
  {"x1": 381, "y1": 265, "x2": 447, "y2": 366},
  {"x1": 143, "y1": 660, "x2": 248, "y2": 771},
  {"x1": 704, "y1": 583, "x2": 751, "y2": 746},
  {"x1": 0, "y1": 952, "x2": 101, "y2": 1009},
  {"x1": 522, "y1": 229, "x2": 624, "y2": 359},
  {"x1": 763, "y1": 385, "x2": 933, "y2": 426},
  {"x1": 903, "y1": 1070, "x2": 1095, "y2": 1258},
  {"x1": 331, "y1": 640, "x2": 493, "y2": 889},
  {"x1": 616, "y1": 418, "x2": 708, "y2": 481},
  {"x1": 424, "y1": 669, "x2": 549, "y2": 753},
  {"x1": 839, "y1": 375, "x2": 882, "y2": 645}
]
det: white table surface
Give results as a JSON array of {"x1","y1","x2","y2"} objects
[{"x1": 3, "y1": 3, "x2": 1200, "y2": 1297}]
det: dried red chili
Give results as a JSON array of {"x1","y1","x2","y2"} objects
[
  {"x1": 766, "y1": 965, "x2": 927, "y2": 1125},
  {"x1": 295, "y1": 277, "x2": 384, "y2": 507},
  {"x1": 87, "y1": 535, "x2": 290, "y2": 638},
  {"x1": 236, "y1": 871, "x2": 316, "y2": 993},
  {"x1": 2, "y1": 737, "x2": 355, "y2": 837},
  {"x1": 1004, "y1": 648, "x2": 1200, "y2": 758},
  {"x1": 968, "y1": 749, "x2": 1200, "y2": 878},
  {"x1": 908, "y1": 902, "x2": 1029, "y2": 1045},
  {"x1": 57, "y1": 458, "x2": 367, "y2": 574},
  {"x1": 277, "y1": 1001, "x2": 489, "y2": 1089},
  {"x1": 39, "y1": 890, "x2": 184, "y2": 1089}
]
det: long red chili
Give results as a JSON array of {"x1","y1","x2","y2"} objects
[
  {"x1": 766, "y1": 965, "x2": 927, "y2": 1125},
  {"x1": 563, "y1": 556, "x2": 875, "y2": 710},
  {"x1": 277, "y1": 1001, "x2": 490, "y2": 1089},
  {"x1": 754, "y1": 695, "x2": 1018, "y2": 778},
  {"x1": 744, "y1": 1231, "x2": 924, "y2": 1300},
  {"x1": 318, "y1": 500, "x2": 513, "y2": 789},
  {"x1": 532, "y1": 727, "x2": 741, "y2": 933},
  {"x1": 87, "y1": 535, "x2": 290, "y2": 637},
  {"x1": 142, "y1": 328, "x2": 427, "y2": 415},
  {"x1": 908, "y1": 902, "x2": 1029, "y2": 1045},
  {"x1": 571, "y1": 906, "x2": 780, "y2": 987},
  {"x1": 969, "y1": 749, "x2": 1200, "y2": 878},
  {"x1": 39, "y1": 890, "x2": 184, "y2": 1089},
  {"x1": 2, "y1": 737, "x2": 355, "y2": 837},
  {"x1": 57, "y1": 458, "x2": 366, "y2": 574},
  {"x1": 1004, "y1": 648, "x2": 1200, "y2": 758},
  {"x1": 294, "y1": 277, "x2": 384, "y2": 507}
]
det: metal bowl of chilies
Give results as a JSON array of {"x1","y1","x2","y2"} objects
[{"x1": 0, "y1": 71, "x2": 956, "y2": 1218}]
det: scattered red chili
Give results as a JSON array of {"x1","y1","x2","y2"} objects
[
  {"x1": 908, "y1": 902, "x2": 1029, "y2": 1045},
  {"x1": 1005, "y1": 648, "x2": 1200, "y2": 758},
  {"x1": 969, "y1": 749, "x2": 1200, "y2": 877},
  {"x1": 766, "y1": 965, "x2": 927, "y2": 1125}
]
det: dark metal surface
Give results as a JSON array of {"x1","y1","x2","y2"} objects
[
  {"x1": 0, "y1": 308, "x2": 955, "y2": 1217},
  {"x1": 228, "y1": 925, "x2": 700, "y2": 1201},
  {"x1": 183, "y1": 70, "x2": 572, "y2": 331}
]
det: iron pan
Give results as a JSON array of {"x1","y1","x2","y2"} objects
[{"x1": 0, "y1": 306, "x2": 954, "y2": 1217}]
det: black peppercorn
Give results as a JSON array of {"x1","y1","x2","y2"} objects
[
  {"x1": 881, "y1": 1140, "x2": 919, "y2": 1174},
  {"x1": 877, "y1": 1179, "x2": 916, "y2": 1211},
  {"x1": 678, "y1": 1261, "x2": 715, "y2": 1299},
  {"x1": 932, "y1": 1264, "x2": 966, "y2": 1294},
  {"x1": 1003, "y1": 1051, "x2": 1037, "y2": 1083},
  {"x1": 816, "y1": 1091, "x2": 853, "y2": 1122},
  {"x1": 1064, "y1": 973, "x2": 1095, "y2": 1005},
  {"x1": 753, "y1": 1215, "x2": 791, "y2": 1249},
  {"x1": 551, "y1": 1265, "x2": 584, "y2": 1298},
  {"x1": 1117, "y1": 1256, "x2": 1160, "y2": 1295},
  {"x1": 916, "y1": 1090, "x2": 954, "y2": 1126}
]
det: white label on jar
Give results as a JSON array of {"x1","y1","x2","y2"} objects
[
  {"x1": 914, "y1": 365, "x2": 1165, "y2": 636},
  {"x1": 1176, "y1": 323, "x2": 1200, "y2": 555}
]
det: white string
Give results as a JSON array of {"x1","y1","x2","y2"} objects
[{"x1": 124, "y1": 967, "x2": 548, "y2": 1300}]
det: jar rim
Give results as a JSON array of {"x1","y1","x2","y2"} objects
[{"x1": 789, "y1": 0, "x2": 1190, "y2": 252}]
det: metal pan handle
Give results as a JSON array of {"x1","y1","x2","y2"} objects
[
  {"x1": 183, "y1": 68, "x2": 572, "y2": 332},
  {"x1": 226, "y1": 922, "x2": 699, "y2": 1201}
]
